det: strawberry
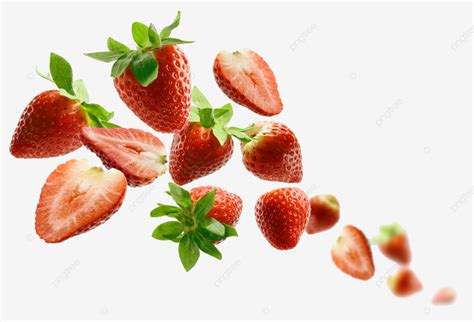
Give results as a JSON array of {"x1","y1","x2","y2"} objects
[
  {"x1": 371, "y1": 223, "x2": 411, "y2": 265},
  {"x1": 150, "y1": 183, "x2": 239, "y2": 271},
  {"x1": 255, "y1": 187, "x2": 310, "y2": 250},
  {"x1": 214, "y1": 49, "x2": 283, "y2": 116},
  {"x1": 85, "y1": 12, "x2": 192, "y2": 133},
  {"x1": 35, "y1": 159, "x2": 127, "y2": 243},
  {"x1": 331, "y1": 225, "x2": 375, "y2": 280},
  {"x1": 432, "y1": 287, "x2": 456, "y2": 305},
  {"x1": 240, "y1": 121, "x2": 303, "y2": 183},
  {"x1": 306, "y1": 194, "x2": 340, "y2": 234},
  {"x1": 189, "y1": 186, "x2": 242, "y2": 226},
  {"x1": 80, "y1": 127, "x2": 167, "y2": 187},
  {"x1": 10, "y1": 53, "x2": 117, "y2": 158},
  {"x1": 169, "y1": 87, "x2": 253, "y2": 185},
  {"x1": 387, "y1": 267, "x2": 422, "y2": 297}
]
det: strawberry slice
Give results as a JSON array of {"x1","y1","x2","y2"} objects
[
  {"x1": 214, "y1": 49, "x2": 283, "y2": 116},
  {"x1": 35, "y1": 159, "x2": 127, "y2": 243},
  {"x1": 81, "y1": 127, "x2": 167, "y2": 187},
  {"x1": 331, "y1": 225, "x2": 375, "y2": 280}
]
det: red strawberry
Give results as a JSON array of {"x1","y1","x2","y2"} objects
[
  {"x1": 214, "y1": 49, "x2": 283, "y2": 116},
  {"x1": 80, "y1": 127, "x2": 167, "y2": 187},
  {"x1": 306, "y1": 194, "x2": 340, "y2": 234},
  {"x1": 10, "y1": 53, "x2": 116, "y2": 158},
  {"x1": 241, "y1": 121, "x2": 303, "y2": 183},
  {"x1": 331, "y1": 225, "x2": 375, "y2": 280},
  {"x1": 371, "y1": 223, "x2": 411, "y2": 265},
  {"x1": 86, "y1": 12, "x2": 192, "y2": 133},
  {"x1": 255, "y1": 187, "x2": 310, "y2": 250},
  {"x1": 388, "y1": 267, "x2": 422, "y2": 297},
  {"x1": 190, "y1": 186, "x2": 242, "y2": 226},
  {"x1": 432, "y1": 287, "x2": 456, "y2": 305},
  {"x1": 35, "y1": 159, "x2": 127, "y2": 243}
]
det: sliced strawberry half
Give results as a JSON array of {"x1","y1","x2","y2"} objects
[
  {"x1": 35, "y1": 159, "x2": 127, "y2": 243},
  {"x1": 81, "y1": 127, "x2": 167, "y2": 187},
  {"x1": 331, "y1": 225, "x2": 375, "y2": 280},
  {"x1": 214, "y1": 49, "x2": 283, "y2": 116}
]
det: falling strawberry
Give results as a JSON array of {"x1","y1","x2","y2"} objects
[
  {"x1": 85, "y1": 12, "x2": 192, "y2": 133},
  {"x1": 331, "y1": 225, "x2": 375, "y2": 280},
  {"x1": 255, "y1": 187, "x2": 310, "y2": 250},
  {"x1": 80, "y1": 127, "x2": 167, "y2": 187},
  {"x1": 432, "y1": 287, "x2": 456, "y2": 305},
  {"x1": 241, "y1": 121, "x2": 303, "y2": 183},
  {"x1": 306, "y1": 194, "x2": 340, "y2": 234},
  {"x1": 169, "y1": 87, "x2": 253, "y2": 185},
  {"x1": 36, "y1": 159, "x2": 127, "y2": 243},
  {"x1": 371, "y1": 223, "x2": 411, "y2": 265},
  {"x1": 150, "y1": 183, "x2": 239, "y2": 271},
  {"x1": 214, "y1": 49, "x2": 283, "y2": 116},
  {"x1": 10, "y1": 53, "x2": 117, "y2": 158},
  {"x1": 387, "y1": 267, "x2": 422, "y2": 297}
]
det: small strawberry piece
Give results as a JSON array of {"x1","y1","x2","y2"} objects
[
  {"x1": 81, "y1": 127, "x2": 167, "y2": 187},
  {"x1": 35, "y1": 159, "x2": 127, "y2": 243},
  {"x1": 214, "y1": 49, "x2": 283, "y2": 116},
  {"x1": 190, "y1": 186, "x2": 242, "y2": 226},
  {"x1": 372, "y1": 223, "x2": 411, "y2": 265},
  {"x1": 331, "y1": 225, "x2": 375, "y2": 280},
  {"x1": 432, "y1": 287, "x2": 456, "y2": 305},
  {"x1": 255, "y1": 187, "x2": 310, "y2": 250},
  {"x1": 241, "y1": 121, "x2": 303, "y2": 183},
  {"x1": 306, "y1": 194, "x2": 340, "y2": 234},
  {"x1": 388, "y1": 267, "x2": 422, "y2": 297}
]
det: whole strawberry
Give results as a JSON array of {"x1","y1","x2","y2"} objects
[
  {"x1": 241, "y1": 121, "x2": 303, "y2": 183},
  {"x1": 371, "y1": 223, "x2": 411, "y2": 265},
  {"x1": 10, "y1": 53, "x2": 117, "y2": 158},
  {"x1": 255, "y1": 187, "x2": 310, "y2": 250},
  {"x1": 170, "y1": 87, "x2": 253, "y2": 185},
  {"x1": 85, "y1": 12, "x2": 192, "y2": 133},
  {"x1": 150, "y1": 183, "x2": 239, "y2": 271}
]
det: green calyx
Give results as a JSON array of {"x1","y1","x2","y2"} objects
[
  {"x1": 190, "y1": 86, "x2": 256, "y2": 146},
  {"x1": 84, "y1": 11, "x2": 193, "y2": 87},
  {"x1": 371, "y1": 222, "x2": 405, "y2": 245},
  {"x1": 150, "y1": 182, "x2": 238, "y2": 272},
  {"x1": 37, "y1": 53, "x2": 118, "y2": 128}
]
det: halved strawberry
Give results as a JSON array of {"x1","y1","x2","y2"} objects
[
  {"x1": 306, "y1": 194, "x2": 340, "y2": 234},
  {"x1": 214, "y1": 49, "x2": 283, "y2": 116},
  {"x1": 81, "y1": 127, "x2": 167, "y2": 187},
  {"x1": 331, "y1": 225, "x2": 375, "y2": 280},
  {"x1": 388, "y1": 267, "x2": 422, "y2": 297},
  {"x1": 35, "y1": 159, "x2": 127, "y2": 243}
]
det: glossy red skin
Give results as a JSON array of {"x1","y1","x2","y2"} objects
[
  {"x1": 306, "y1": 195, "x2": 340, "y2": 234},
  {"x1": 190, "y1": 186, "x2": 242, "y2": 226},
  {"x1": 380, "y1": 233, "x2": 411, "y2": 265},
  {"x1": 10, "y1": 90, "x2": 86, "y2": 158},
  {"x1": 389, "y1": 267, "x2": 422, "y2": 297},
  {"x1": 241, "y1": 122, "x2": 302, "y2": 183},
  {"x1": 170, "y1": 122, "x2": 233, "y2": 185},
  {"x1": 114, "y1": 45, "x2": 191, "y2": 133},
  {"x1": 255, "y1": 187, "x2": 310, "y2": 250}
]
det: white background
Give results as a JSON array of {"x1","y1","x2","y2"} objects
[{"x1": 1, "y1": 1, "x2": 472, "y2": 320}]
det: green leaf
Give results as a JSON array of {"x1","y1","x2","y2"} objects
[
  {"x1": 107, "y1": 37, "x2": 130, "y2": 52},
  {"x1": 371, "y1": 223, "x2": 405, "y2": 245},
  {"x1": 152, "y1": 221, "x2": 184, "y2": 240},
  {"x1": 168, "y1": 183, "x2": 193, "y2": 210},
  {"x1": 179, "y1": 233, "x2": 200, "y2": 272},
  {"x1": 214, "y1": 103, "x2": 233, "y2": 126},
  {"x1": 188, "y1": 106, "x2": 200, "y2": 122},
  {"x1": 202, "y1": 217, "x2": 225, "y2": 237},
  {"x1": 191, "y1": 87, "x2": 212, "y2": 109},
  {"x1": 197, "y1": 227, "x2": 223, "y2": 241},
  {"x1": 148, "y1": 23, "x2": 162, "y2": 48},
  {"x1": 58, "y1": 89, "x2": 77, "y2": 101},
  {"x1": 160, "y1": 11, "x2": 181, "y2": 39},
  {"x1": 161, "y1": 38, "x2": 194, "y2": 46},
  {"x1": 84, "y1": 51, "x2": 124, "y2": 63},
  {"x1": 81, "y1": 102, "x2": 114, "y2": 121},
  {"x1": 49, "y1": 53, "x2": 74, "y2": 95},
  {"x1": 100, "y1": 121, "x2": 121, "y2": 128},
  {"x1": 130, "y1": 52, "x2": 158, "y2": 87},
  {"x1": 212, "y1": 125, "x2": 229, "y2": 145},
  {"x1": 132, "y1": 22, "x2": 151, "y2": 48},
  {"x1": 198, "y1": 108, "x2": 214, "y2": 128},
  {"x1": 72, "y1": 80, "x2": 89, "y2": 103},
  {"x1": 111, "y1": 52, "x2": 135, "y2": 77},
  {"x1": 195, "y1": 233, "x2": 222, "y2": 260},
  {"x1": 194, "y1": 190, "x2": 216, "y2": 220},
  {"x1": 36, "y1": 68, "x2": 53, "y2": 82},
  {"x1": 150, "y1": 204, "x2": 181, "y2": 218},
  {"x1": 224, "y1": 224, "x2": 238, "y2": 237},
  {"x1": 226, "y1": 127, "x2": 253, "y2": 143}
]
